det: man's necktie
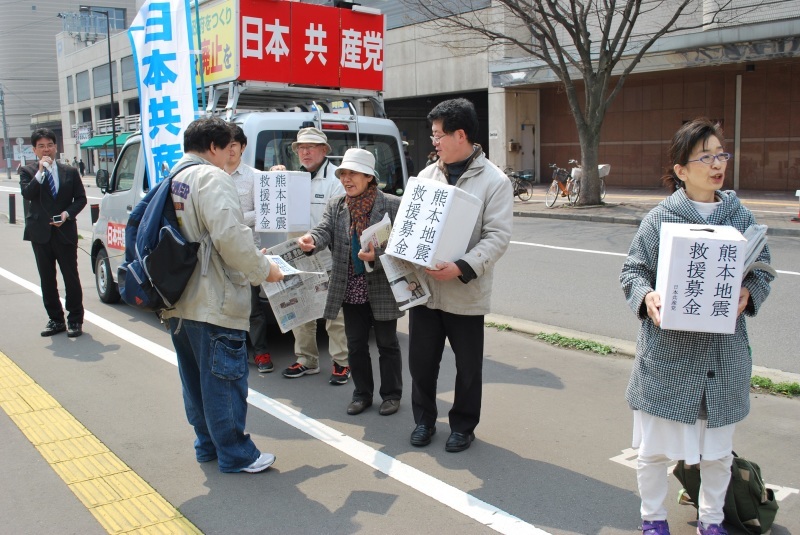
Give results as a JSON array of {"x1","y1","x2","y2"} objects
[{"x1": 45, "y1": 169, "x2": 57, "y2": 198}]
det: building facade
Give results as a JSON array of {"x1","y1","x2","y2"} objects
[
  {"x1": 0, "y1": 0, "x2": 138, "y2": 173},
  {"x1": 48, "y1": 0, "x2": 800, "y2": 191}
]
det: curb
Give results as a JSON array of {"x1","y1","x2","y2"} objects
[
  {"x1": 513, "y1": 209, "x2": 800, "y2": 237},
  {"x1": 485, "y1": 313, "x2": 800, "y2": 387}
]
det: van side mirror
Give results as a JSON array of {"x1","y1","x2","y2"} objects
[{"x1": 96, "y1": 169, "x2": 110, "y2": 192}]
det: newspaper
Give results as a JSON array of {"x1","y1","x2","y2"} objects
[
  {"x1": 742, "y1": 224, "x2": 777, "y2": 277},
  {"x1": 360, "y1": 214, "x2": 431, "y2": 311},
  {"x1": 359, "y1": 213, "x2": 392, "y2": 273},
  {"x1": 382, "y1": 255, "x2": 431, "y2": 311},
  {"x1": 261, "y1": 239, "x2": 329, "y2": 333}
]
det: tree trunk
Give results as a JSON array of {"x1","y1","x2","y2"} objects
[{"x1": 576, "y1": 130, "x2": 602, "y2": 206}]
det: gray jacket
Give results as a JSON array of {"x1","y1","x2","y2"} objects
[
  {"x1": 308, "y1": 189, "x2": 404, "y2": 322},
  {"x1": 620, "y1": 188, "x2": 773, "y2": 428},
  {"x1": 416, "y1": 150, "x2": 513, "y2": 315}
]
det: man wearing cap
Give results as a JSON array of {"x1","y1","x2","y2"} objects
[{"x1": 271, "y1": 127, "x2": 350, "y2": 385}]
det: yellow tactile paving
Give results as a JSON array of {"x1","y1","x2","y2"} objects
[
  {"x1": 38, "y1": 435, "x2": 110, "y2": 464},
  {"x1": 0, "y1": 351, "x2": 201, "y2": 534}
]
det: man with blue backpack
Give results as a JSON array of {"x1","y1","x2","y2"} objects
[{"x1": 160, "y1": 117, "x2": 283, "y2": 474}]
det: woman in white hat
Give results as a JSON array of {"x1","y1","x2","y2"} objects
[{"x1": 297, "y1": 148, "x2": 404, "y2": 416}]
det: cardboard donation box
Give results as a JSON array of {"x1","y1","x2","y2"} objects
[
  {"x1": 385, "y1": 177, "x2": 481, "y2": 268},
  {"x1": 254, "y1": 171, "x2": 311, "y2": 233},
  {"x1": 655, "y1": 223, "x2": 746, "y2": 334}
]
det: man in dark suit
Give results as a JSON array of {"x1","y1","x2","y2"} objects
[{"x1": 20, "y1": 128, "x2": 87, "y2": 337}]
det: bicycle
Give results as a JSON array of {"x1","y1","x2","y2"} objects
[
  {"x1": 544, "y1": 163, "x2": 580, "y2": 207},
  {"x1": 504, "y1": 167, "x2": 535, "y2": 202},
  {"x1": 569, "y1": 159, "x2": 609, "y2": 202}
]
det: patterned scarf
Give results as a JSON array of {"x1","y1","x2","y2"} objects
[
  {"x1": 344, "y1": 182, "x2": 378, "y2": 237},
  {"x1": 344, "y1": 183, "x2": 378, "y2": 275}
]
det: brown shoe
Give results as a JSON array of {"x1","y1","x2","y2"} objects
[
  {"x1": 346, "y1": 399, "x2": 372, "y2": 415},
  {"x1": 378, "y1": 399, "x2": 400, "y2": 416}
]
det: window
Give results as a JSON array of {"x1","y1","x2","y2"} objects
[
  {"x1": 255, "y1": 130, "x2": 403, "y2": 191},
  {"x1": 121, "y1": 56, "x2": 137, "y2": 91},
  {"x1": 66, "y1": 76, "x2": 74, "y2": 104},
  {"x1": 93, "y1": 62, "x2": 118, "y2": 98},
  {"x1": 82, "y1": 7, "x2": 126, "y2": 33},
  {"x1": 76, "y1": 71, "x2": 90, "y2": 102},
  {"x1": 111, "y1": 140, "x2": 139, "y2": 192}
]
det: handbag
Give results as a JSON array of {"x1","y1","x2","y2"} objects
[{"x1": 673, "y1": 452, "x2": 779, "y2": 534}]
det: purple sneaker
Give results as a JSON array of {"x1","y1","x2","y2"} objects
[
  {"x1": 697, "y1": 523, "x2": 728, "y2": 535},
  {"x1": 642, "y1": 520, "x2": 670, "y2": 535}
]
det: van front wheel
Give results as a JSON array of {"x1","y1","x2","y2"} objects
[{"x1": 96, "y1": 248, "x2": 121, "y2": 304}]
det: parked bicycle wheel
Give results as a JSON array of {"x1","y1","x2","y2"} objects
[
  {"x1": 518, "y1": 180, "x2": 533, "y2": 201},
  {"x1": 568, "y1": 180, "x2": 580, "y2": 205},
  {"x1": 545, "y1": 181, "x2": 558, "y2": 207}
]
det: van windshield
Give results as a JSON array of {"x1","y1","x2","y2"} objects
[{"x1": 254, "y1": 130, "x2": 404, "y2": 191}]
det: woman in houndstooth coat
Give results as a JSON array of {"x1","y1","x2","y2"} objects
[
  {"x1": 298, "y1": 149, "x2": 404, "y2": 418},
  {"x1": 619, "y1": 119, "x2": 773, "y2": 535}
]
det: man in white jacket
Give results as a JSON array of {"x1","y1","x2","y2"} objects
[
  {"x1": 162, "y1": 117, "x2": 283, "y2": 473},
  {"x1": 271, "y1": 127, "x2": 350, "y2": 385}
]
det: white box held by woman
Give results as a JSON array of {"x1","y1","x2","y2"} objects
[
  {"x1": 655, "y1": 223, "x2": 746, "y2": 334},
  {"x1": 385, "y1": 177, "x2": 481, "y2": 269}
]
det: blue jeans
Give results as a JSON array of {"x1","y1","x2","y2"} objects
[{"x1": 169, "y1": 318, "x2": 260, "y2": 472}]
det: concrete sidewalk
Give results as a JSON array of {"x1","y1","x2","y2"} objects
[{"x1": 512, "y1": 184, "x2": 800, "y2": 237}]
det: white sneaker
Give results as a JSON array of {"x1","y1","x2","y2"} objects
[{"x1": 241, "y1": 452, "x2": 276, "y2": 473}]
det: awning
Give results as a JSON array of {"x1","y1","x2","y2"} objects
[
  {"x1": 80, "y1": 134, "x2": 113, "y2": 149},
  {"x1": 109, "y1": 132, "x2": 132, "y2": 146}
]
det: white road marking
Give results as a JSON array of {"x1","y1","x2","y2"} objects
[
  {"x1": 0, "y1": 266, "x2": 548, "y2": 535},
  {"x1": 509, "y1": 241, "x2": 799, "y2": 276},
  {"x1": 610, "y1": 448, "x2": 799, "y2": 502}
]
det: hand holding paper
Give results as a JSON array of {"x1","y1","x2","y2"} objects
[
  {"x1": 644, "y1": 291, "x2": 662, "y2": 327},
  {"x1": 737, "y1": 287, "x2": 750, "y2": 317},
  {"x1": 297, "y1": 234, "x2": 315, "y2": 252},
  {"x1": 358, "y1": 242, "x2": 376, "y2": 263}
]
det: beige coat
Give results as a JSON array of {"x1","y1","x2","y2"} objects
[
  {"x1": 162, "y1": 154, "x2": 271, "y2": 331},
  {"x1": 416, "y1": 149, "x2": 513, "y2": 315}
]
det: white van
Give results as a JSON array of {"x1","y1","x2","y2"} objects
[{"x1": 89, "y1": 105, "x2": 407, "y2": 304}]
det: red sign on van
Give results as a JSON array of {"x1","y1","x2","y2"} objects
[
  {"x1": 238, "y1": 0, "x2": 384, "y2": 91},
  {"x1": 339, "y1": 8, "x2": 384, "y2": 91}
]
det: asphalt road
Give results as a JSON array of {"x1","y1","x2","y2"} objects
[
  {"x1": 493, "y1": 217, "x2": 800, "y2": 374},
  {"x1": 0, "y1": 201, "x2": 798, "y2": 534}
]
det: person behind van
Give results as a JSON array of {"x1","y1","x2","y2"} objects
[
  {"x1": 224, "y1": 124, "x2": 273, "y2": 374},
  {"x1": 162, "y1": 117, "x2": 284, "y2": 474},
  {"x1": 270, "y1": 127, "x2": 350, "y2": 386},
  {"x1": 297, "y1": 148, "x2": 403, "y2": 416}
]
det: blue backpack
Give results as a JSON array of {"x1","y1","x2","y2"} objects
[{"x1": 118, "y1": 163, "x2": 206, "y2": 312}]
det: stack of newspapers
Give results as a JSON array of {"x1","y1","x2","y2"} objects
[{"x1": 743, "y1": 224, "x2": 777, "y2": 277}]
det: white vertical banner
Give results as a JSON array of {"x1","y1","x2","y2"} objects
[{"x1": 128, "y1": 0, "x2": 198, "y2": 186}]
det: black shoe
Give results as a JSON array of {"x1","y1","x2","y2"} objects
[
  {"x1": 67, "y1": 323, "x2": 83, "y2": 338},
  {"x1": 379, "y1": 399, "x2": 400, "y2": 416},
  {"x1": 41, "y1": 320, "x2": 66, "y2": 337},
  {"x1": 410, "y1": 424, "x2": 435, "y2": 447},
  {"x1": 346, "y1": 399, "x2": 372, "y2": 415},
  {"x1": 445, "y1": 431, "x2": 475, "y2": 453}
]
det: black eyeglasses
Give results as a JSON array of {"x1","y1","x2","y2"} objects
[{"x1": 687, "y1": 153, "x2": 732, "y2": 165}]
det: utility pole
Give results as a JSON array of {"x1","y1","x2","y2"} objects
[{"x1": 0, "y1": 84, "x2": 11, "y2": 180}]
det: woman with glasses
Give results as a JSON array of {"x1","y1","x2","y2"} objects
[{"x1": 619, "y1": 118, "x2": 774, "y2": 535}]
